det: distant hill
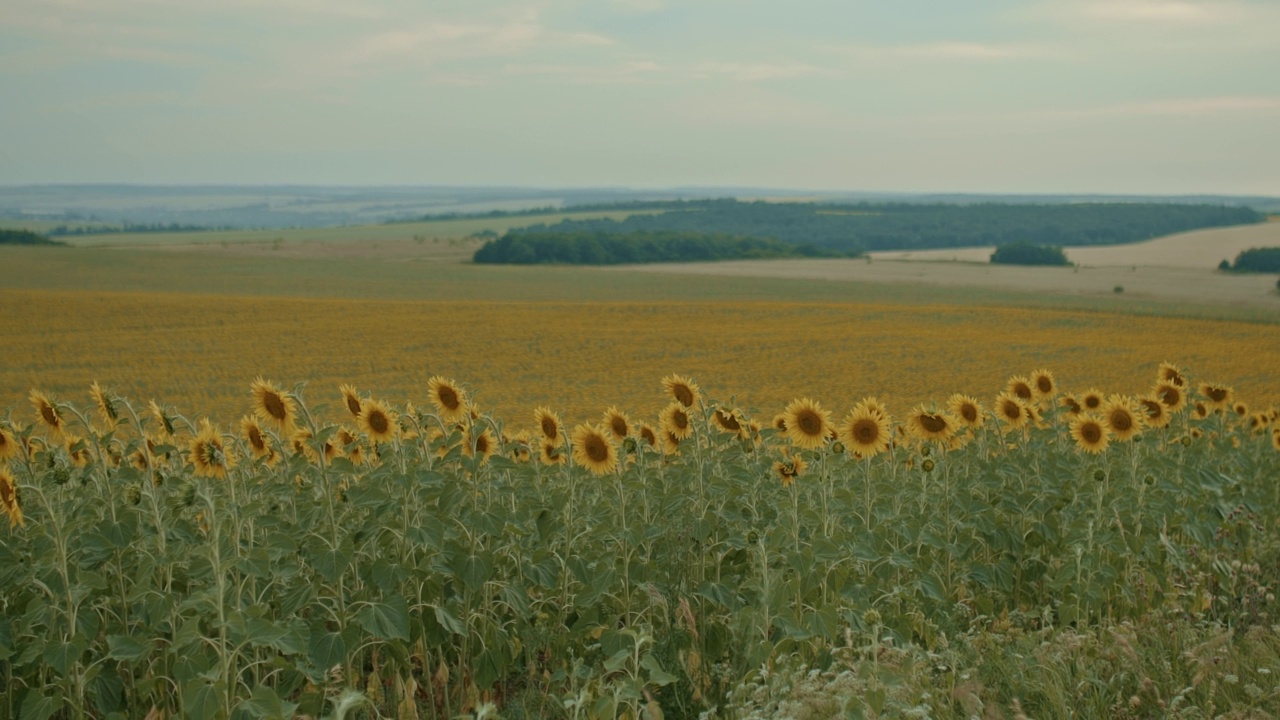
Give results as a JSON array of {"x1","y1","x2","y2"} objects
[{"x1": 0, "y1": 229, "x2": 64, "y2": 246}]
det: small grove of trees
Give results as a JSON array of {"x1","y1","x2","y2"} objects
[
  {"x1": 472, "y1": 230, "x2": 860, "y2": 265},
  {"x1": 1224, "y1": 247, "x2": 1280, "y2": 273},
  {"x1": 0, "y1": 229, "x2": 63, "y2": 245},
  {"x1": 990, "y1": 242, "x2": 1071, "y2": 266}
]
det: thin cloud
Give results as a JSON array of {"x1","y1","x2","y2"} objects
[{"x1": 825, "y1": 41, "x2": 1058, "y2": 63}]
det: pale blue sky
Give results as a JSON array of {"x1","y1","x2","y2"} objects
[{"x1": 2, "y1": 0, "x2": 1277, "y2": 194}]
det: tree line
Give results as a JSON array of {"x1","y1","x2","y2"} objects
[
  {"x1": 472, "y1": 230, "x2": 860, "y2": 265},
  {"x1": 0, "y1": 229, "x2": 64, "y2": 246},
  {"x1": 503, "y1": 199, "x2": 1263, "y2": 254}
]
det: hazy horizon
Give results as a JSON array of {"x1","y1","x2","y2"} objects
[{"x1": 2, "y1": 0, "x2": 1278, "y2": 195}]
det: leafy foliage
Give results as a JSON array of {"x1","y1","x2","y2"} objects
[
  {"x1": 1, "y1": 371, "x2": 1278, "y2": 718},
  {"x1": 500, "y1": 199, "x2": 1263, "y2": 254},
  {"x1": 1228, "y1": 247, "x2": 1280, "y2": 273},
  {"x1": 990, "y1": 241, "x2": 1072, "y2": 266},
  {"x1": 473, "y1": 230, "x2": 859, "y2": 264},
  {"x1": 0, "y1": 229, "x2": 63, "y2": 246}
]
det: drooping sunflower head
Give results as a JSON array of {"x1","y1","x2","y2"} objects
[
  {"x1": 906, "y1": 406, "x2": 959, "y2": 444},
  {"x1": 0, "y1": 465, "x2": 22, "y2": 528},
  {"x1": 148, "y1": 399, "x2": 178, "y2": 438},
  {"x1": 660, "y1": 402, "x2": 695, "y2": 441},
  {"x1": 637, "y1": 423, "x2": 658, "y2": 450},
  {"x1": 190, "y1": 419, "x2": 233, "y2": 479},
  {"x1": 338, "y1": 384, "x2": 363, "y2": 418},
  {"x1": 947, "y1": 394, "x2": 984, "y2": 429},
  {"x1": 1080, "y1": 389, "x2": 1105, "y2": 412},
  {"x1": 994, "y1": 392, "x2": 1029, "y2": 431},
  {"x1": 358, "y1": 399, "x2": 398, "y2": 443},
  {"x1": 251, "y1": 378, "x2": 296, "y2": 431},
  {"x1": 840, "y1": 405, "x2": 892, "y2": 458},
  {"x1": 1158, "y1": 361, "x2": 1185, "y2": 387},
  {"x1": 427, "y1": 376, "x2": 468, "y2": 422},
  {"x1": 90, "y1": 382, "x2": 120, "y2": 428},
  {"x1": 571, "y1": 423, "x2": 618, "y2": 475},
  {"x1": 63, "y1": 435, "x2": 90, "y2": 468},
  {"x1": 1030, "y1": 370, "x2": 1057, "y2": 399},
  {"x1": 783, "y1": 398, "x2": 831, "y2": 450},
  {"x1": 772, "y1": 452, "x2": 808, "y2": 488},
  {"x1": 467, "y1": 428, "x2": 498, "y2": 464},
  {"x1": 661, "y1": 428, "x2": 682, "y2": 456},
  {"x1": 1070, "y1": 414, "x2": 1110, "y2": 454},
  {"x1": 0, "y1": 426, "x2": 17, "y2": 462},
  {"x1": 534, "y1": 407, "x2": 563, "y2": 445},
  {"x1": 1102, "y1": 396, "x2": 1143, "y2": 441},
  {"x1": 712, "y1": 407, "x2": 746, "y2": 438},
  {"x1": 30, "y1": 390, "x2": 65, "y2": 439},
  {"x1": 1137, "y1": 396, "x2": 1171, "y2": 429},
  {"x1": 1198, "y1": 383, "x2": 1233, "y2": 409},
  {"x1": 602, "y1": 406, "x2": 631, "y2": 441},
  {"x1": 239, "y1": 416, "x2": 272, "y2": 459},
  {"x1": 1154, "y1": 382, "x2": 1186, "y2": 413},
  {"x1": 662, "y1": 374, "x2": 701, "y2": 409},
  {"x1": 1006, "y1": 376, "x2": 1035, "y2": 403}
]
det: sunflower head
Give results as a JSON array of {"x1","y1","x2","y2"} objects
[
  {"x1": 1154, "y1": 382, "x2": 1186, "y2": 413},
  {"x1": 534, "y1": 407, "x2": 563, "y2": 445},
  {"x1": 90, "y1": 382, "x2": 120, "y2": 427},
  {"x1": 1103, "y1": 396, "x2": 1143, "y2": 441},
  {"x1": 251, "y1": 378, "x2": 296, "y2": 431},
  {"x1": 906, "y1": 405, "x2": 958, "y2": 444},
  {"x1": 1198, "y1": 383, "x2": 1233, "y2": 409},
  {"x1": 63, "y1": 436, "x2": 90, "y2": 468},
  {"x1": 467, "y1": 428, "x2": 498, "y2": 464},
  {"x1": 1006, "y1": 376, "x2": 1035, "y2": 403},
  {"x1": 662, "y1": 374, "x2": 701, "y2": 409},
  {"x1": 602, "y1": 406, "x2": 631, "y2": 441},
  {"x1": 1030, "y1": 370, "x2": 1057, "y2": 399},
  {"x1": 339, "y1": 384, "x2": 363, "y2": 418},
  {"x1": 1058, "y1": 394, "x2": 1083, "y2": 417},
  {"x1": 772, "y1": 451, "x2": 808, "y2": 488},
  {"x1": 1158, "y1": 362, "x2": 1185, "y2": 387},
  {"x1": 661, "y1": 428, "x2": 682, "y2": 456},
  {"x1": 570, "y1": 423, "x2": 618, "y2": 475},
  {"x1": 783, "y1": 398, "x2": 831, "y2": 450},
  {"x1": 947, "y1": 394, "x2": 984, "y2": 429},
  {"x1": 1247, "y1": 412, "x2": 1271, "y2": 434},
  {"x1": 840, "y1": 405, "x2": 891, "y2": 458},
  {"x1": 30, "y1": 391, "x2": 65, "y2": 439},
  {"x1": 149, "y1": 400, "x2": 178, "y2": 438},
  {"x1": 637, "y1": 423, "x2": 658, "y2": 450},
  {"x1": 1232, "y1": 402, "x2": 1249, "y2": 418},
  {"x1": 0, "y1": 465, "x2": 22, "y2": 528},
  {"x1": 1137, "y1": 396, "x2": 1171, "y2": 429},
  {"x1": 1272, "y1": 427, "x2": 1280, "y2": 452},
  {"x1": 1070, "y1": 414, "x2": 1110, "y2": 454},
  {"x1": 1080, "y1": 389, "x2": 1105, "y2": 412},
  {"x1": 1192, "y1": 401, "x2": 1210, "y2": 420},
  {"x1": 358, "y1": 399, "x2": 398, "y2": 443},
  {"x1": 711, "y1": 407, "x2": 745, "y2": 436},
  {"x1": 239, "y1": 416, "x2": 272, "y2": 459},
  {"x1": 660, "y1": 402, "x2": 695, "y2": 441},
  {"x1": 427, "y1": 376, "x2": 468, "y2": 422},
  {"x1": 0, "y1": 426, "x2": 17, "y2": 463},
  {"x1": 539, "y1": 439, "x2": 567, "y2": 466},
  {"x1": 994, "y1": 392, "x2": 1029, "y2": 430},
  {"x1": 190, "y1": 420, "x2": 233, "y2": 478}
]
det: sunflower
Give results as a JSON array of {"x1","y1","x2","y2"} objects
[
  {"x1": 0, "y1": 427, "x2": 17, "y2": 462},
  {"x1": 338, "y1": 384, "x2": 363, "y2": 418},
  {"x1": 1192, "y1": 402, "x2": 1210, "y2": 420},
  {"x1": 660, "y1": 402, "x2": 695, "y2": 441},
  {"x1": 250, "y1": 378, "x2": 295, "y2": 431},
  {"x1": 507, "y1": 430, "x2": 533, "y2": 463},
  {"x1": 1070, "y1": 414, "x2": 1110, "y2": 454},
  {"x1": 772, "y1": 453, "x2": 808, "y2": 488},
  {"x1": 859, "y1": 397, "x2": 890, "y2": 421},
  {"x1": 1198, "y1": 383, "x2": 1233, "y2": 410},
  {"x1": 711, "y1": 406, "x2": 745, "y2": 437},
  {"x1": 1059, "y1": 394, "x2": 1083, "y2": 417},
  {"x1": 662, "y1": 374, "x2": 701, "y2": 409},
  {"x1": 466, "y1": 428, "x2": 498, "y2": 464},
  {"x1": 994, "y1": 392, "x2": 1030, "y2": 431},
  {"x1": 839, "y1": 405, "x2": 892, "y2": 458},
  {"x1": 534, "y1": 407, "x2": 563, "y2": 445},
  {"x1": 290, "y1": 427, "x2": 318, "y2": 462},
  {"x1": 1029, "y1": 369, "x2": 1057, "y2": 399},
  {"x1": 1247, "y1": 412, "x2": 1271, "y2": 434},
  {"x1": 905, "y1": 406, "x2": 959, "y2": 444},
  {"x1": 1272, "y1": 427, "x2": 1280, "y2": 452},
  {"x1": 89, "y1": 382, "x2": 120, "y2": 428},
  {"x1": 1006, "y1": 376, "x2": 1035, "y2": 403},
  {"x1": 1157, "y1": 361, "x2": 1185, "y2": 387},
  {"x1": 239, "y1": 416, "x2": 272, "y2": 459},
  {"x1": 661, "y1": 428, "x2": 682, "y2": 456},
  {"x1": 63, "y1": 436, "x2": 90, "y2": 468},
  {"x1": 637, "y1": 423, "x2": 658, "y2": 450},
  {"x1": 0, "y1": 465, "x2": 22, "y2": 528},
  {"x1": 1102, "y1": 396, "x2": 1143, "y2": 441},
  {"x1": 602, "y1": 406, "x2": 632, "y2": 441},
  {"x1": 358, "y1": 399, "x2": 398, "y2": 443},
  {"x1": 427, "y1": 376, "x2": 468, "y2": 423},
  {"x1": 539, "y1": 439, "x2": 567, "y2": 466},
  {"x1": 1154, "y1": 382, "x2": 1187, "y2": 413},
  {"x1": 30, "y1": 391, "x2": 66, "y2": 439},
  {"x1": 1232, "y1": 402, "x2": 1249, "y2": 418},
  {"x1": 782, "y1": 398, "x2": 831, "y2": 450},
  {"x1": 771, "y1": 414, "x2": 788, "y2": 432},
  {"x1": 571, "y1": 423, "x2": 617, "y2": 475},
  {"x1": 1137, "y1": 396, "x2": 1171, "y2": 429},
  {"x1": 947, "y1": 394, "x2": 984, "y2": 429},
  {"x1": 1080, "y1": 389, "x2": 1105, "y2": 412},
  {"x1": 149, "y1": 399, "x2": 177, "y2": 438},
  {"x1": 190, "y1": 420, "x2": 233, "y2": 479}
]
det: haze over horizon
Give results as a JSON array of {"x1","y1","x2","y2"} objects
[{"x1": 2, "y1": 0, "x2": 1278, "y2": 196}]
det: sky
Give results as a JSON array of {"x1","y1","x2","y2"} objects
[{"x1": 1, "y1": 0, "x2": 1278, "y2": 195}]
